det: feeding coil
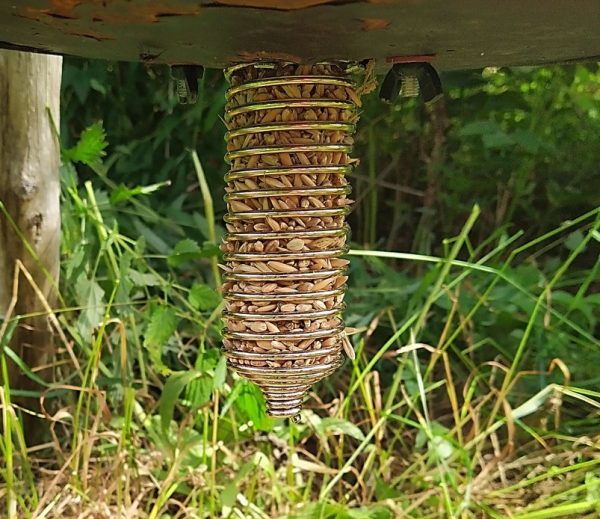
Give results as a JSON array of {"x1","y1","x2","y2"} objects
[{"x1": 221, "y1": 62, "x2": 361, "y2": 421}]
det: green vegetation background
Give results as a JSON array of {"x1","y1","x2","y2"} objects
[{"x1": 4, "y1": 61, "x2": 600, "y2": 518}]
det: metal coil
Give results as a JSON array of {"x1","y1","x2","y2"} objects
[{"x1": 221, "y1": 62, "x2": 360, "y2": 421}]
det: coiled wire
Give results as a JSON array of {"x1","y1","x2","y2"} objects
[{"x1": 221, "y1": 62, "x2": 359, "y2": 421}]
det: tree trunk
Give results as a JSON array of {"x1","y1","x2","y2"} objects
[{"x1": 0, "y1": 50, "x2": 62, "y2": 427}]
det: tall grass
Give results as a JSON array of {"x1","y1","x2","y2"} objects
[
  {"x1": 1, "y1": 147, "x2": 599, "y2": 517},
  {"x1": 1, "y1": 62, "x2": 600, "y2": 517}
]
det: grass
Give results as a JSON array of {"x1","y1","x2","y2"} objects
[
  {"x1": 1, "y1": 156, "x2": 599, "y2": 517},
  {"x1": 1, "y1": 62, "x2": 600, "y2": 518}
]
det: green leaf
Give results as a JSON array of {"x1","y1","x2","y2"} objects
[
  {"x1": 213, "y1": 354, "x2": 227, "y2": 390},
  {"x1": 144, "y1": 306, "x2": 178, "y2": 372},
  {"x1": 167, "y1": 239, "x2": 202, "y2": 267},
  {"x1": 428, "y1": 435, "x2": 454, "y2": 460},
  {"x1": 511, "y1": 129, "x2": 543, "y2": 153},
  {"x1": 110, "y1": 181, "x2": 171, "y2": 205},
  {"x1": 167, "y1": 240, "x2": 220, "y2": 268},
  {"x1": 63, "y1": 121, "x2": 108, "y2": 166},
  {"x1": 565, "y1": 230, "x2": 584, "y2": 251},
  {"x1": 585, "y1": 473, "x2": 600, "y2": 506},
  {"x1": 186, "y1": 375, "x2": 213, "y2": 408},
  {"x1": 159, "y1": 370, "x2": 201, "y2": 433},
  {"x1": 189, "y1": 284, "x2": 221, "y2": 311},
  {"x1": 89, "y1": 78, "x2": 106, "y2": 95},
  {"x1": 75, "y1": 274, "x2": 105, "y2": 337},
  {"x1": 317, "y1": 418, "x2": 365, "y2": 442},
  {"x1": 374, "y1": 477, "x2": 402, "y2": 500},
  {"x1": 234, "y1": 381, "x2": 273, "y2": 432},
  {"x1": 459, "y1": 120, "x2": 502, "y2": 136},
  {"x1": 482, "y1": 131, "x2": 514, "y2": 148},
  {"x1": 221, "y1": 481, "x2": 237, "y2": 508},
  {"x1": 128, "y1": 269, "x2": 162, "y2": 288}
]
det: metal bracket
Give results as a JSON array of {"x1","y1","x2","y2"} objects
[
  {"x1": 170, "y1": 65, "x2": 204, "y2": 104},
  {"x1": 379, "y1": 62, "x2": 443, "y2": 104}
]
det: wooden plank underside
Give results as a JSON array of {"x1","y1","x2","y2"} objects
[{"x1": 0, "y1": 1, "x2": 599, "y2": 70}]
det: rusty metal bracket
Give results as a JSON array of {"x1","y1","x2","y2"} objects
[{"x1": 379, "y1": 62, "x2": 443, "y2": 104}]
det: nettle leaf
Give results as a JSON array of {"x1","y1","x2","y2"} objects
[
  {"x1": 189, "y1": 284, "x2": 221, "y2": 311},
  {"x1": 169, "y1": 239, "x2": 202, "y2": 264},
  {"x1": 75, "y1": 274, "x2": 106, "y2": 338},
  {"x1": 144, "y1": 305, "x2": 179, "y2": 373},
  {"x1": 234, "y1": 381, "x2": 273, "y2": 432},
  {"x1": 186, "y1": 376, "x2": 214, "y2": 409},
  {"x1": 110, "y1": 180, "x2": 171, "y2": 205},
  {"x1": 64, "y1": 121, "x2": 108, "y2": 166},
  {"x1": 159, "y1": 370, "x2": 202, "y2": 433},
  {"x1": 64, "y1": 246, "x2": 86, "y2": 283},
  {"x1": 128, "y1": 269, "x2": 162, "y2": 288},
  {"x1": 183, "y1": 349, "x2": 220, "y2": 408}
]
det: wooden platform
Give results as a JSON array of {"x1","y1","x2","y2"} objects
[{"x1": 1, "y1": 1, "x2": 599, "y2": 69}]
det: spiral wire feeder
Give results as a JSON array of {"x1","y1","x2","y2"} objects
[{"x1": 221, "y1": 62, "x2": 361, "y2": 421}]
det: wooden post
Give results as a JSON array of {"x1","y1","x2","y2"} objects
[{"x1": 0, "y1": 50, "x2": 62, "y2": 419}]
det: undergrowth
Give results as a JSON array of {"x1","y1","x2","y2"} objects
[{"x1": 0, "y1": 62, "x2": 599, "y2": 518}]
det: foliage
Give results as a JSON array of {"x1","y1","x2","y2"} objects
[{"x1": 0, "y1": 61, "x2": 599, "y2": 518}]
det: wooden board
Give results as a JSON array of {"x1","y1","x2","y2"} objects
[{"x1": 1, "y1": 1, "x2": 599, "y2": 69}]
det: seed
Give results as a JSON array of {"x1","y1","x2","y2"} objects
[
  {"x1": 234, "y1": 264, "x2": 260, "y2": 273},
  {"x1": 313, "y1": 300, "x2": 327, "y2": 310},
  {"x1": 280, "y1": 153, "x2": 293, "y2": 166},
  {"x1": 262, "y1": 110, "x2": 278, "y2": 124},
  {"x1": 266, "y1": 217, "x2": 281, "y2": 231},
  {"x1": 266, "y1": 322, "x2": 280, "y2": 333},
  {"x1": 264, "y1": 177, "x2": 285, "y2": 188},
  {"x1": 308, "y1": 196, "x2": 325, "y2": 208},
  {"x1": 334, "y1": 276, "x2": 348, "y2": 288},
  {"x1": 267, "y1": 261, "x2": 297, "y2": 273},
  {"x1": 342, "y1": 334, "x2": 356, "y2": 360},
  {"x1": 285, "y1": 84, "x2": 302, "y2": 98},
  {"x1": 223, "y1": 64, "x2": 361, "y2": 398},
  {"x1": 297, "y1": 152, "x2": 311, "y2": 165},
  {"x1": 264, "y1": 240, "x2": 279, "y2": 252},
  {"x1": 347, "y1": 87, "x2": 362, "y2": 107},
  {"x1": 287, "y1": 238, "x2": 304, "y2": 251},
  {"x1": 255, "y1": 262, "x2": 271, "y2": 273},
  {"x1": 313, "y1": 278, "x2": 332, "y2": 291},
  {"x1": 230, "y1": 200, "x2": 253, "y2": 212},
  {"x1": 249, "y1": 322, "x2": 267, "y2": 333},
  {"x1": 275, "y1": 287, "x2": 295, "y2": 293},
  {"x1": 330, "y1": 258, "x2": 350, "y2": 267}
]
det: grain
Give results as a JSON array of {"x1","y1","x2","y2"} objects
[
  {"x1": 222, "y1": 62, "x2": 362, "y2": 416},
  {"x1": 286, "y1": 238, "x2": 305, "y2": 251}
]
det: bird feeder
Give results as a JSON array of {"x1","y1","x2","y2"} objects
[{"x1": 3, "y1": 0, "x2": 599, "y2": 421}]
